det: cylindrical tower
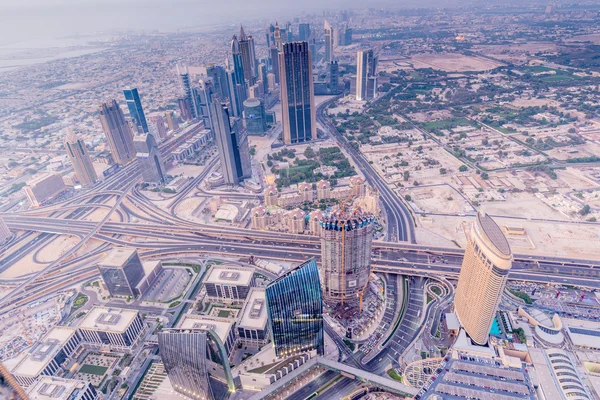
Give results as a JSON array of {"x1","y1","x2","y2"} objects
[
  {"x1": 454, "y1": 212, "x2": 513, "y2": 345},
  {"x1": 319, "y1": 212, "x2": 375, "y2": 307}
]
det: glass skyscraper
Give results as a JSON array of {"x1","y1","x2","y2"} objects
[
  {"x1": 123, "y1": 87, "x2": 149, "y2": 133},
  {"x1": 266, "y1": 258, "x2": 324, "y2": 358},
  {"x1": 159, "y1": 328, "x2": 235, "y2": 400},
  {"x1": 279, "y1": 41, "x2": 316, "y2": 145}
]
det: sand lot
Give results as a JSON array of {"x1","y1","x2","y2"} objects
[
  {"x1": 407, "y1": 185, "x2": 474, "y2": 214},
  {"x1": 410, "y1": 53, "x2": 504, "y2": 72},
  {"x1": 174, "y1": 196, "x2": 205, "y2": 222}
]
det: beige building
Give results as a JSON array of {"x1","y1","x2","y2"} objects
[
  {"x1": 309, "y1": 210, "x2": 325, "y2": 235},
  {"x1": 454, "y1": 213, "x2": 513, "y2": 345},
  {"x1": 64, "y1": 129, "x2": 97, "y2": 186},
  {"x1": 286, "y1": 208, "x2": 305, "y2": 233},
  {"x1": 264, "y1": 185, "x2": 279, "y2": 207},
  {"x1": 298, "y1": 182, "x2": 314, "y2": 202},
  {"x1": 23, "y1": 173, "x2": 67, "y2": 207},
  {"x1": 251, "y1": 206, "x2": 268, "y2": 230},
  {"x1": 99, "y1": 100, "x2": 136, "y2": 165},
  {"x1": 316, "y1": 180, "x2": 331, "y2": 200}
]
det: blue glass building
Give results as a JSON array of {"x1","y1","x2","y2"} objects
[
  {"x1": 123, "y1": 87, "x2": 149, "y2": 133},
  {"x1": 266, "y1": 258, "x2": 324, "y2": 358}
]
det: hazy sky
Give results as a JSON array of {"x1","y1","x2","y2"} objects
[{"x1": 0, "y1": 0, "x2": 468, "y2": 47}]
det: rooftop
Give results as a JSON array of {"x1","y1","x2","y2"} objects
[
  {"x1": 27, "y1": 173, "x2": 59, "y2": 187},
  {"x1": 12, "y1": 327, "x2": 77, "y2": 378},
  {"x1": 78, "y1": 306, "x2": 139, "y2": 333},
  {"x1": 205, "y1": 265, "x2": 254, "y2": 286},
  {"x1": 27, "y1": 377, "x2": 90, "y2": 400},
  {"x1": 177, "y1": 315, "x2": 234, "y2": 343},
  {"x1": 238, "y1": 288, "x2": 268, "y2": 330},
  {"x1": 477, "y1": 212, "x2": 511, "y2": 256},
  {"x1": 98, "y1": 247, "x2": 138, "y2": 268}
]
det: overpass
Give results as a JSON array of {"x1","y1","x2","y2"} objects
[{"x1": 247, "y1": 357, "x2": 418, "y2": 400}]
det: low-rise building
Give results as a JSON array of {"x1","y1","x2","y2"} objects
[
  {"x1": 11, "y1": 327, "x2": 81, "y2": 388},
  {"x1": 177, "y1": 314, "x2": 237, "y2": 357},
  {"x1": 134, "y1": 260, "x2": 164, "y2": 297},
  {"x1": 203, "y1": 265, "x2": 255, "y2": 304},
  {"x1": 238, "y1": 288, "x2": 269, "y2": 345},
  {"x1": 23, "y1": 173, "x2": 67, "y2": 207},
  {"x1": 27, "y1": 377, "x2": 98, "y2": 400},
  {"x1": 77, "y1": 306, "x2": 144, "y2": 350}
]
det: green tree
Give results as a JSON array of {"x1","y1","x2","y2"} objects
[{"x1": 459, "y1": 165, "x2": 468, "y2": 172}]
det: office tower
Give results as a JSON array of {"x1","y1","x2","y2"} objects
[
  {"x1": 99, "y1": 100, "x2": 135, "y2": 165},
  {"x1": 266, "y1": 24, "x2": 275, "y2": 48},
  {"x1": 339, "y1": 23, "x2": 352, "y2": 46},
  {"x1": 230, "y1": 36, "x2": 248, "y2": 112},
  {"x1": 207, "y1": 64, "x2": 229, "y2": 100},
  {"x1": 266, "y1": 258, "x2": 324, "y2": 358},
  {"x1": 134, "y1": 134, "x2": 166, "y2": 183},
  {"x1": 285, "y1": 21, "x2": 293, "y2": 42},
  {"x1": 298, "y1": 23, "x2": 311, "y2": 41},
  {"x1": 27, "y1": 377, "x2": 98, "y2": 400},
  {"x1": 165, "y1": 110, "x2": 179, "y2": 131},
  {"x1": 324, "y1": 20, "x2": 334, "y2": 63},
  {"x1": 179, "y1": 65, "x2": 199, "y2": 119},
  {"x1": 159, "y1": 319, "x2": 236, "y2": 400},
  {"x1": 148, "y1": 115, "x2": 168, "y2": 140},
  {"x1": 244, "y1": 98, "x2": 267, "y2": 135},
  {"x1": 258, "y1": 62, "x2": 268, "y2": 93},
  {"x1": 279, "y1": 42, "x2": 316, "y2": 144},
  {"x1": 97, "y1": 247, "x2": 145, "y2": 298},
  {"x1": 238, "y1": 26, "x2": 256, "y2": 85},
  {"x1": 269, "y1": 46, "x2": 280, "y2": 84},
  {"x1": 454, "y1": 213, "x2": 513, "y2": 346},
  {"x1": 309, "y1": 38, "x2": 317, "y2": 63},
  {"x1": 123, "y1": 87, "x2": 148, "y2": 133},
  {"x1": 211, "y1": 100, "x2": 251, "y2": 185},
  {"x1": 23, "y1": 173, "x2": 66, "y2": 207},
  {"x1": 225, "y1": 69, "x2": 244, "y2": 117},
  {"x1": 248, "y1": 84, "x2": 262, "y2": 99},
  {"x1": 177, "y1": 98, "x2": 193, "y2": 121},
  {"x1": 0, "y1": 215, "x2": 11, "y2": 244},
  {"x1": 274, "y1": 22, "x2": 283, "y2": 51},
  {"x1": 357, "y1": 49, "x2": 377, "y2": 101},
  {"x1": 196, "y1": 79, "x2": 215, "y2": 130},
  {"x1": 328, "y1": 61, "x2": 339, "y2": 93},
  {"x1": 267, "y1": 73, "x2": 276, "y2": 90},
  {"x1": 319, "y1": 212, "x2": 375, "y2": 307},
  {"x1": 77, "y1": 306, "x2": 144, "y2": 349},
  {"x1": 64, "y1": 129, "x2": 97, "y2": 186}
]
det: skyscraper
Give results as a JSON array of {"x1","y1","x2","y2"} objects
[
  {"x1": 279, "y1": 42, "x2": 316, "y2": 145},
  {"x1": 266, "y1": 258, "x2": 324, "y2": 358},
  {"x1": 159, "y1": 318, "x2": 236, "y2": 400},
  {"x1": 64, "y1": 129, "x2": 97, "y2": 186},
  {"x1": 123, "y1": 87, "x2": 149, "y2": 133},
  {"x1": 324, "y1": 20, "x2": 334, "y2": 63},
  {"x1": 454, "y1": 213, "x2": 513, "y2": 345},
  {"x1": 266, "y1": 24, "x2": 275, "y2": 48},
  {"x1": 238, "y1": 26, "x2": 256, "y2": 86},
  {"x1": 165, "y1": 110, "x2": 179, "y2": 131},
  {"x1": 274, "y1": 22, "x2": 283, "y2": 51},
  {"x1": 134, "y1": 134, "x2": 166, "y2": 184},
  {"x1": 179, "y1": 65, "x2": 199, "y2": 119},
  {"x1": 99, "y1": 100, "x2": 135, "y2": 165},
  {"x1": 298, "y1": 23, "x2": 311, "y2": 41},
  {"x1": 97, "y1": 247, "x2": 145, "y2": 298},
  {"x1": 206, "y1": 64, "x2": 229, "y2": 100},
  {"x1": 269, "y1": 46, "x2": 280, "y2": 84},
  {"x1": 196, "y1": 79, "x2": 215, "y2": 130},
  {"x1": 244, "y1": 98, "x2": 267, "y2": 136},
  {"x1": 328, "y1": 61, "x2": 339, "y2": 93},
  {"x1": 356, "y1": 49, "x2": 377, "y2": 101},
  {"x1": 211, "y1": 99, "x2": 251, "y2": 185},
  {"x1": 319, "y1": 212, "x2": 375, "y2": 307}
]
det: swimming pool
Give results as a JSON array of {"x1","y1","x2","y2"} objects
[{"x1": 490, "y1": 317, "x2": 502, "y2": 336}]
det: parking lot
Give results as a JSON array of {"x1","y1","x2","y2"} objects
[{"x1": 142, "y1": 268, "x2": 190, "y2": 302}]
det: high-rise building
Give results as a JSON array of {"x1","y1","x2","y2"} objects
[
  {"x1": 285, "y1": 21, "x2": 293, "y2": 42},
  {"x1": 196, "y1": 79, "x2": 215, "y2": 130},
  {"x1": 0, "y1": 215, "x2": 11, "y2": 244},
  {"x1": 356, "y1": 49, "x2": 377, "y2": 101},
  {"x1": 134, "y1": 134, "x2": 166, "y2": 183},
  {"x1": 269, "y1": 46, "x2": 280, "y2": 84},
  {"x1": 324, "y1": 20, "x2": 334, "y2": 63},
  {"x1": 206, "y1": 64, "x2": 229, "y2": 100},
  {"x1": 159, "y1": 315, "x2": 236, "y2": 400},
  {"x1": 64, "y1": 129, "x2": 97, "y2": 186},
  {"x1": 148, "y1": 115, "x2": 168, "y2": 140},
  {"x1": 97, "y1": 247, "x2": 145, "y2": 298},
  {"x1": 23, "y1": 173, "x2": 67, "y2": 207},
  {"x1": 339, "y1": 23, "x2": 352, "y2": 46},
  {"x1": 258, "y1": 62, "x2": 268, "y2": 93},
  {"x1": 266, "y1": 258, "x2": 324, "y2": 358},
  {"x1": 454, "y1": 213, "x2": 513, "y2": 346},
  {"x1": 266, "y1": 24, "x2": 275, "y2": 48},
  {"x1": 165, "y1": 110, "x2": 179, "y2": 131},
  {"x1": 279, "y1": 42, "x2": 316, "y2": 145},
  {"x1": 319, "y1": 212, "x2": 375, "y2": 307},
  {"x1": 238, "y1": 26, "x2": 256, "y2": 86},
  {"x1": 328, "y1": 61, "x2": 339, "y2": 93},
  {"x1": 211, "y1": 100, "x2": 251, "y2": 185},
  {"x1": 179, "y1": 65, "x2": 199, "y2": 119},
  {"x1": 274, "y1": 22, "x2": 283, "y2": 51},
  {"x1": 99, "y1": 100, "x2": 135, "y2": 165},
  {"x1": 298, "y1": 23, "x2": 311, "y2": 41},
  {"x1": 177, "y1": 97, "x2": 193, "y2": 121},
  {"x1": 244, "y1": 98, "x2": 267, "y2": 136},
  {"x1": 123, "y1": 87, "x2": 148, "y2": 133}
]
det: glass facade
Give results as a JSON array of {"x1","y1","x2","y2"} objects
[
  {"x1": 159, "y1": 329, "x2": 235, "y2": 400},
  {"x1": 266, "y1": 258, "x2": 324, "y2": 358},
  {"x1": 98, "y1": 252, "x2": 145, "y2": 298},
  {"x1": 123, "y1": 88, "x2": 149, "y2": 133}
]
